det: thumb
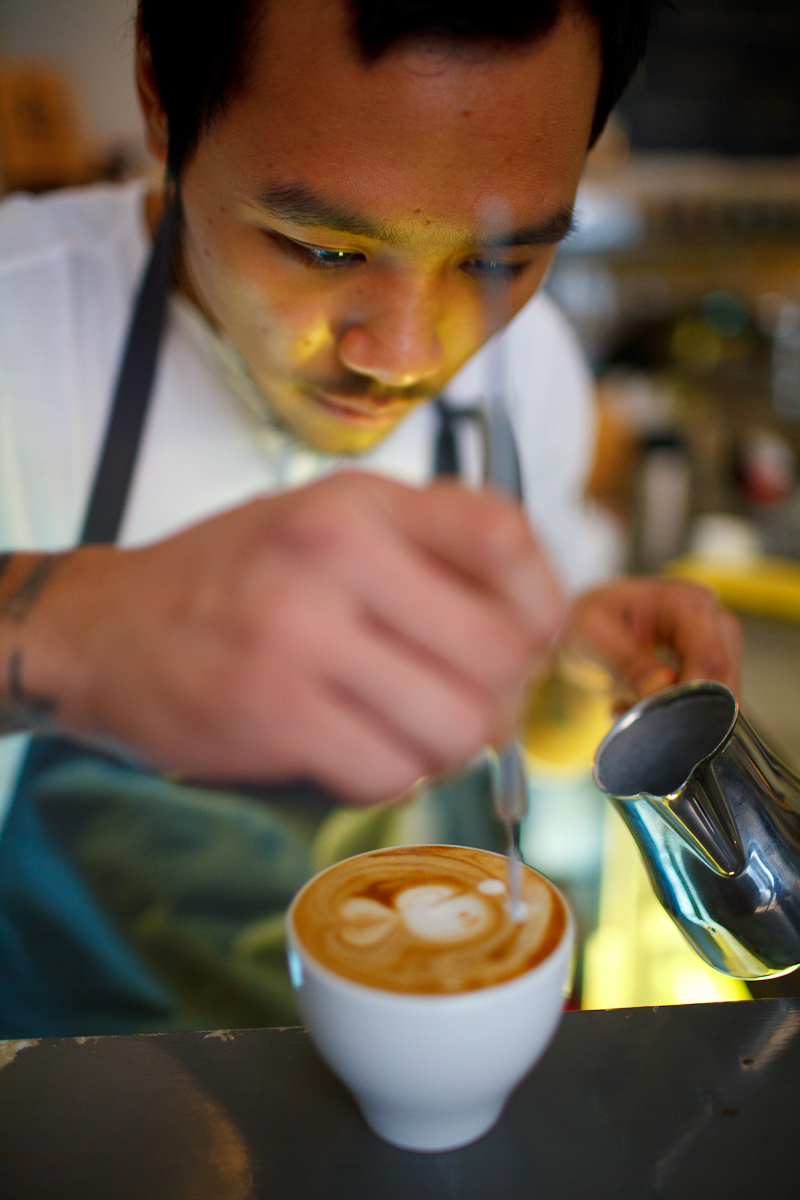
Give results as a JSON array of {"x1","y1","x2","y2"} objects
[
  {"x1": 562, "y1": 596, "x2": 677, "y2": 701},
  {"x1": 608, "y1": 655, "x2": 676, "y2": 715},
  {"x1": 629, "y1": 660, "x2": 677, "y2": 700}
]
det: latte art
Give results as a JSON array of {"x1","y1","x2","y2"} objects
[
  {"x1": 339, "y1": 883, "x2": 493, "y2": 948},
  {"x1": 292, "y1": 846, "x2": 566, "y2": 994}
]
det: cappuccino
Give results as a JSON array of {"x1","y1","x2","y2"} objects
[{"x1": 292, "y1": 845, "x2": 565, "y2": 994}]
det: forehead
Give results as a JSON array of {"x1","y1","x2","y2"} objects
[{"x1": 207, "y1": 0, "x2": 601, "y2": 236}]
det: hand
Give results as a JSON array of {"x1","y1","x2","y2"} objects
[
  {"x1": 559, "y1": 576, "x2": 742, "y2": 705},
  {"x1": 3, "y1": 473, "x2": 565, "y2": 803}
]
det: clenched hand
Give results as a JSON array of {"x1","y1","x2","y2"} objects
[{"x1": 4, "y1": 473, "x2": 565, "y2": 803}]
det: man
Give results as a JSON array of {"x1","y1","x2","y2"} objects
[{"x1": 0, "y1": 0, "x2": 740, "y2": 1035}]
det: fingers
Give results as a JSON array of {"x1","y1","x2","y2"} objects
[
  {"x1": 253, "y1": 568, "x2": 520, "y2": 787},
  {"x1": 276, "y1": 686, "x2": 428, "y2": 806},
  {"x1": 658, "y1": 583, "x2": 741, "y2": 694},
  {"x1": 635, "y1": 664, "x2": 677, "y2": 697},
  {"x1": 326, "y1": 619, "x2": 511, "y2": 777},
  {"x1": 562, "y1": 577, "x2": 742, "y2": 704},
  {"x1": 262, "y1": 472, "x2": 564, "y2": 696},
  {"x1": 561, "y1": 593, "x2": 676, "y2": 701},
  {"x1": 372, "y1": 476, "x2": 567, "y2": 642},
  {"x1": 718, "y1": 609, "x2": 743, "y2": 696},
  {"x1": 251, "y1": 476, "x2": 563, "y2": 795}
]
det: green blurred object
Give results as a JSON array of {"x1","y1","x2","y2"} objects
[
  {"x1": 701, "y1": 290, "x2": 748, "y2": 339},
  {"x1": 34, "y1": 754, "x2": 505, "y2": 1032}
]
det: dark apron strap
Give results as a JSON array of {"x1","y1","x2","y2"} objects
[
  {"x1": 80, "y1": 204, "x2": 178, "y2": 545},
  {"x1": 434, "y1": 398, "x2": 523, "y2": 500},
  {"x1": 434, "y1": 398, "x2": 462, "y2": 476}
]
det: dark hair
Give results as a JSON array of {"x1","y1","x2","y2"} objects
[{"x1": 139, "y1": 0, "x2": 657, "y2": 180}]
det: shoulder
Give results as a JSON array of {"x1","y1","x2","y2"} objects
[
  {"x1": 0, "y1": 180, "x2": 149, "y2": 280},
  {"x1": 0, "y1": 183, "x2": 154, "y2": 551}
]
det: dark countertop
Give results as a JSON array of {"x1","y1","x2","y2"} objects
[{"x1": 1, "y1": 997, "x2": 798, "y2": 1199}]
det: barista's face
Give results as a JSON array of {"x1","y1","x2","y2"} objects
[{"x1": 138, "y1": 0, "x2": 600, "y2": 454}]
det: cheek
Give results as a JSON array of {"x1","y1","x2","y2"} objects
[
  {"x1": 291, "y1": 312, "x2": 333, "y2": 365},
  {"x1": 435, "y1": 254, "x2": 555, "y2": 377},
  {"x1": 230, "y1": 284, "x2": 336, "y2": 371},
  {"x1": 438, "y1": 301, "x2": 482, "y2": 371},
  {"x1": 187, "y1": 231, "x2": 336, "y2": 363}
]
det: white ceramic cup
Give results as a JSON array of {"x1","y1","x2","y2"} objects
[{"x1": 287, "y1": 849, "x2": 574, "y2": 1153}]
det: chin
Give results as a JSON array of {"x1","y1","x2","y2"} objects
[
  {"x1": 314, "y1": 427, "x2": 394, "y2": 456},
  {"x1": 297, "y1": 413, "x2": 402, "y2": 457}
]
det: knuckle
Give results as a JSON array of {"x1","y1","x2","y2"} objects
[
  {"x1": 440, "y1": 696, "x2": 495, "y2": 764},
  {"x1": 675, "y1": 579, "x2": 718, "y2": 611},
  {"x1": 472, "y1": 500, "x2": 530, "y2": 561},
  {"x1": 258, "y1": 577, "x2": 320, "y2": 651},
  {"x1": 276, "y1": 494, "x2": 361, "y2": 563},
  {"x1": 475, "y1": 620, "x2": 531, "y2": 685}
]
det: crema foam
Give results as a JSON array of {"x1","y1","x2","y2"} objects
[{"x1": 292, "y1": 845, "x2": 566, "y2": 994}]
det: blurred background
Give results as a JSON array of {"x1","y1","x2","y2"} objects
[
  {"x1": 1, "y1": 0, "x2": 799, "y2": 1010},
  {"x1": 533, "y1": 0, "x2": 800, "y2": 1012},
  {"x1": 0, "y1": 0, "x2": 146, "y2": 190}
]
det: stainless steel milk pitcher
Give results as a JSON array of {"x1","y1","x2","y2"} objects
[{"x1": 593, "y1": 681, "x2": 800, "y2": 979}]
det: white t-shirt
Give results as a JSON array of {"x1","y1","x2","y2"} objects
[{"x1": 0, "y1": 180, "x2": 610, "y2": 825}]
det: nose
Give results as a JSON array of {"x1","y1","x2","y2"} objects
[{"x1": 337, "y1": 269, "x2": 444, "y2": 388}]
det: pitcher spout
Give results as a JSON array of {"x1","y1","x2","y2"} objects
[
  {"x1": 593, "y1": 681, "x2": 744, "y2": 874},
  {"x1": 645, "y1": 771, "x2": 744, "y2": 876}
]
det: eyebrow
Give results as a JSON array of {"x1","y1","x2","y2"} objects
[{"x1": 253, "y1": 182, "x2": 576, "y2": 249}]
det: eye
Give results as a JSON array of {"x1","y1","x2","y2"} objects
[
  {"x1": 461, "y1": 258, "x2": 531, "y2": 281},
  {"x1": 267, "y1": 230, "x2": 366, "y2": 270},
  {"x1": 299, "y1": 245, "x2": 366, "y2": 269}
]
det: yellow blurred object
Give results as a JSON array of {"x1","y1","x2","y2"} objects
[
  {"x1": 671, "y1": 319, "x2": 722, "y2": 374},
  {"x1": 666, "y1": 554, "x2": 800, "y2": 622},
  {"x1": 523, "y1": 654, "x2": 614, "y2": 774},
  {"x1": 582, "y1": 805, "x2": 751, "y2": 1008}
]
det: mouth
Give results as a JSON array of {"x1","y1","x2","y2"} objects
[{"x1": 310, "y1": 388, "x2": 419, "y2": 427}]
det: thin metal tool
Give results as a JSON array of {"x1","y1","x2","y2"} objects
[
  {"x1": 490, "y1": 742, "x2": 528, "y2": 921},
  {"x1": 480, "y1": 200, "x2": 529, "y2": 921}
]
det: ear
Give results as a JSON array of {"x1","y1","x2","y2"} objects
[{"x1": 136, "y1": 18, "x2": 169, "y2": 165}]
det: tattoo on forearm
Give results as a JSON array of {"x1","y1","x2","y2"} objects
[
  {"x1": 0, "y1": 553, "x2": 67, "y2": 624},
  {"x1": 0, "y1": 650, "x2": 56, "y2": 733},
  {"x1": 8, "y1": 649, "x2": 56, "y2": 715},
  {"x1": 0, "y1": 554, "x2": 65, "y2": 732}
]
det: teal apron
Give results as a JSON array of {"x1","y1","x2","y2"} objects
[{"x1": 0, "y1": 208, "x2": 508, "y2": 1037}]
